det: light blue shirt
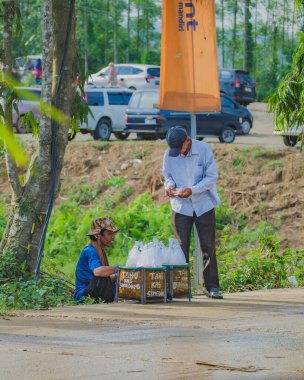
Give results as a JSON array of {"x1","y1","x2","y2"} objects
[{"x1": 162, "y1": 139, "x2": 220, "y2": 217}]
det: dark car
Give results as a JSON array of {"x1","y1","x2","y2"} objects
[
  {"x1": 124, "y1": 90, "x2": 249, "y2": 143},
  {"x1": 219, "y1": 69, "x2": 256, "y2": 106}
]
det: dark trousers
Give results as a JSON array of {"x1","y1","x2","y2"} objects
[
  {"x1": 84, "y1": 276, "x2": 115, "y2": 303},
  {"x1": 172, "y1": 208, "x2": 219, "y2": 291}
]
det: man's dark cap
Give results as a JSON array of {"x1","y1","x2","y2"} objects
[{"x1": 166, "y1": 126, "x2": 188, "y2": 157}]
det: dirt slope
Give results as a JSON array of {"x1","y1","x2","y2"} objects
[
  {"x1": 63, "y1": 140, "x2": 303, "y2": 248},
  {"x1": 1, "y1": 139, "x2": 303, "y2": 248}
]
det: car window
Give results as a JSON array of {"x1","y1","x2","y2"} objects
[
  {"x1": 107, "y1": 92, "x2": 129, "y2": 105},
  {"x1": 117, "y1": 66, "x2": 133, "y2": 75},
  {"x1": 124, "y1": 92, "x2": 132, "y2": 105},
  {"x1": 87, "y1": 91, "x2": 104, "y2": 106},
  {"x1": 221, "y1": 96, "x2": 235, "y2": 109},
  {"x1": 147, "y1": 68, "x2": 160, "y2": 77},
  {"x1": 220, "y1": 70, "x2": 233, "y2": 79},
  {"x1": 131, "y1": 67, "x2": 143, "y2": 75},
  {"x1": 237, "y1": 72, "x2": 254, "y2": 85},
  {"x1": 139, "y1": 92, "x2": 159, "y2": 108},
  {"x1": 129, "y1": 92, "x2": 141, "y2": 108}
]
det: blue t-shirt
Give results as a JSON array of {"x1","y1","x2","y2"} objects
[{"x1": 74, "y1": 243, "x2": 102, "y2": 302}]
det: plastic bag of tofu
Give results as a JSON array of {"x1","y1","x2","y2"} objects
[
  {"x1": 125, "y1": 241, "x2": 143, "y2": 267},
  {"x1": 165, "y1": 238, "x2": 186, "y2": 265},
  {"x1": 136, "y1": 238, "x2": 164, "y2": 267}
]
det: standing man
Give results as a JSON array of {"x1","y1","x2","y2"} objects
[
  {"x1": 108, "y1": 62, "x2": 118, "y2": 86},
  {"x1": 163, "y1": 126, "x2": 223, "y2": 299},
  {"x1": 74, "y1": 217, "x2": 120, "y2": 303}
]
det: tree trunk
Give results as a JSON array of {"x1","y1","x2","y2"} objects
[
  {"x1": 136, "y1": 1, "x2": 140, "y2": 61},
  {"x1": 232, "y1": 0, "x2": 238, "y2": 68},
  {"x1": 291, "y1": 0, "x2": 296, "y2": 48},
  {"x1": 243, "y1": 0, "x2": 254, "y2": 71},
  {"x1": 113, "y1": 0, "x2": 118, "y2": 63},
  {"x1": 126, "y1": 0, "x2": 131, "y2": 62},
  {"x1": 2, "y1": 0, "x2": 76, "y2": 273},
  {"x1": 221, "y1": 0, "x2": 225, "y2": 67},
  {"x1": 0, "y1": 1, "x2": 20, "y2": 253}
]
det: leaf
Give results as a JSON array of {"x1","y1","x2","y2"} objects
[
  {"x1": 12, "y1": 102, "x2": 20, "y2": 118},
  {"x1": 0, "y1": 120, "x2": 29, "y2": 166}
]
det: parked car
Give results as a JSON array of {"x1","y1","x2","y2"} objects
[
  {"x1": 124, "y1": 90, "x2": 245, "y2": 143},
  {"x1": 274, "y1": 125, "x2": 303, "y2": 147},
  {"x1": 88, "y1": 64, "x2": 160, "y2": 90},
  {"x1": 5, "y1": 87, "x2": 77, "y2": 140},
  {"x1": 219, "y1": 69, "x2": 256, "y2": 106},
  {"x1": 12, "y1": 86, "x2": 41, "y2": 133},
  {"x1": 80, "y1": 86, "x2": 133, "y2": 140}
]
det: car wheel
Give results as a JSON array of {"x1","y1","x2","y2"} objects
[
  {"x1": 283, "y1": 136, "x2": 298, "y2": 147},
  {"x1": 241, "y1": 119, "x2": 251, "y2": 134},
  {"x1": 219, "y1": 126, "x2": 235, "y2": 143},
  {"x1": 114, "y1": 132, "x2": 130, "y2": 140},
  {"x1": 16, "y1": 117, "x2": 31, "y2": 134},
  {"x1": 94, "y1": 119, "x2": 112, "y2": 141},
  {"x1": 129, "y1": 86, "x2": 136, "y2": 91},
  {"x1": 197, "y1": 137, "x2": 205, "y2": 141}
]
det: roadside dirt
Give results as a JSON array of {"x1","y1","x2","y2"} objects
[
  {"x1": 0, "y1": 103, "x2": 303, "y2": 248},
  {"x1": 1, "y1": 288, "x2": 304, "y2": 379}
]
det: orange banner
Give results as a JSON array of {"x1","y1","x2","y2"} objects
[{"x1": 159, "y1": 0, "x2": 220, "y2": 113}]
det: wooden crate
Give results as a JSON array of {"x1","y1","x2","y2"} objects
[
  {"x1": 164, "y1": 264, "x2": 191, "y2": 300},
  {"x1": 117, "y1": 267, "x2": 167, "y2": 304}
]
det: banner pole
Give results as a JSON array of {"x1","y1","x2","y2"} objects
[{"x1": 190, "y1": 114, "x2": 204, "y2": 294}]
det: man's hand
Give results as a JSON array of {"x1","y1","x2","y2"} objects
[
  {"x1": 178, "y1": 188, "x2": 192, "y2": 198},
  {"x1": 166, "y1": 187, "x2": 175, "y2": 198}
]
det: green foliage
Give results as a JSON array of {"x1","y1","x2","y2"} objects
[
  {"x1": 0, "y1": 139, "x2": 4, "y2": 159},
  {"x1": 69, "y1": 182, "x2": 100, "y2": 206},
  {"x1": 94, "y1": 141, "x2": 109, "y2": 151},
  {"x1": 104, "y1": 176, "x2": 126, "y2": 188},
  {"x1": 218, "y1": 234, "x2": 304, "y2": 293},
  {"x1": 0, "y1": 277, "x2": 76, "y2": 313},
  {"x1": 268, "y1": 32, "x2": 304, "y2": 143},
  {"x1": 130, "y1": 150, "x2": 146, "y2": 160},
  {"x1": 0, "y1": 251, "x2": 24, "y2": 279},
  {"x1": 0, "y1": 198, "x2": 9, "y2": 241},
  {"x1": 265, "y1": 160, "x2": 283, "y2": 170}
]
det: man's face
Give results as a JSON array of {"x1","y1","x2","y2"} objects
[
  {"x1": 98, "y1": 230, "x2": 116, "y2": 247},
  {"x1": 180, "y1": 137, "x2": 191, "y2": 156}
]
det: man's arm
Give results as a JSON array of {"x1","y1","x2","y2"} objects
[
  {"x1": 93, "y1": 266, "x2": 118, "y2": 277},
  {"x1": 191, "y1": 146, "x2": 218, "y2": 195},
  {"x1": 88, "y1": 250, "x2": 118, "y2": 277},
  {"x1": 162, "y1": 151, "x2": 176, "y2": 196}
]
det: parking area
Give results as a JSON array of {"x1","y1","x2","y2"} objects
[{"x1": 74, "y1": 102, "x2": 288, "y2": 149}]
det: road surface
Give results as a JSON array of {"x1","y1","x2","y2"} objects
[{"x1": 1, "y1": 288, "x2": 303, "y2": 379}]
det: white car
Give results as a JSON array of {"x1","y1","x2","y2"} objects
[
  {"x1": 88, "y1": 64, "x2": 160, "y2": 90},
  {"x1": 80, "y1": 87, "x2": 133, "y2": 141},
  {"x1": 274, "y1": 125, "x2": 303, "y2": 147}
]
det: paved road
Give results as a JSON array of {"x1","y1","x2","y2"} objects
[
  {"x1": 20, "y1": 102, "x2": 293, "y2": 150},
  {"x1": 72, "y1": 102, "x2": 290, "y2": 149},
  {"x1": 1, "y1": 288, "x2": 304, "y2": 379}
]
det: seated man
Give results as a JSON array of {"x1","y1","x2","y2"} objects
[{"x1": 74, "y1": 217, "x2": 119, "y2": 303}]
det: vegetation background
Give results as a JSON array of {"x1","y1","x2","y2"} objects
[{"x1": 2, "y1": 0, "x2": 303, "y2": 101}]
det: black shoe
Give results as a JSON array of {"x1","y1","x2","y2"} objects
[{"x1": 207, "y1": 288, "x2": 223, "y2": 299}]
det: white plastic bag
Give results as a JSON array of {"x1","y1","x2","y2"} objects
[
  {"x1": 125, "y1": 241, "x2": 143, "y2": 267},
  {"x1": 166, "y1": 238, "x2": 186, "y2": 265},
  {"x1": 136, "y1": 239, "x2": 164, "y2": 267}
]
